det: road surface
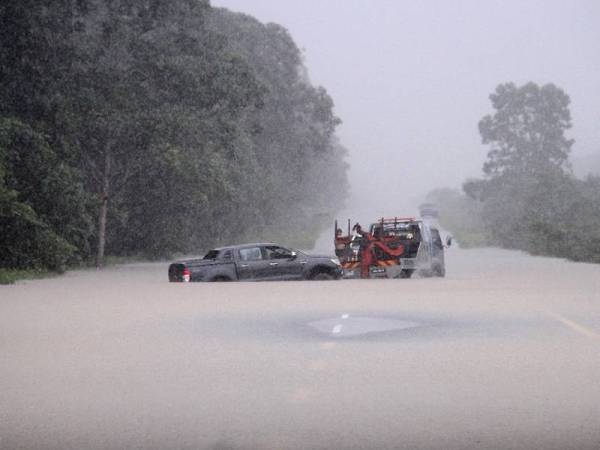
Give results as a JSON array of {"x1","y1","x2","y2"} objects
[{"x1": 1, "y1": 248, "x2": 600, "y2": 449}]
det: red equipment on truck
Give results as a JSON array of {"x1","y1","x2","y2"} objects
[{"x1": 334, "y1": 217, "x2": 449, "y2": 279}]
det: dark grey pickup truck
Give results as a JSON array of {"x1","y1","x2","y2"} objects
[{"x1": 168, "y1": 243, "x2": 343, "y2": 282}]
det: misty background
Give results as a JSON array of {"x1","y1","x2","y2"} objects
[
  {"x1": 2, "y1": 0, "x2": 600, "y2": 279},
  {"x1": 213, "y1": 0, "x2": 600, "y2": 217}
]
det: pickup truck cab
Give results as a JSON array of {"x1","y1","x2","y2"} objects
[{"x1": 168, "y1": 243, "x2": 343, "y2": 282}]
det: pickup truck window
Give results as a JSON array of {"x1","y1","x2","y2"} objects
[
  {"x1": 221, "y1": 250, "x2": 233, "y2": 260},
  {"x1": 239, "y1": 247, "x2": 262, "y2": 261},
  {"x1": 264, "y1": 246, "x2": 293, "y2": 259},
  {"x1": 203, "y1": 250, "x2": 219, "y2": 260}
]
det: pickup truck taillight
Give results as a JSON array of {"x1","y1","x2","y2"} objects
[{"x1": 183, "y1": 267, "x2": 191, "y2": 282}]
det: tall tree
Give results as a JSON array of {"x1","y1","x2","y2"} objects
[
  {"x1": 465, "y1": 82, "x2": 576, "y2": 251},
  {"x1": 478, "y1": 82, "x2": 573, "y2": 180},
  {"x1": 69, "y1": 0, "x2": 263, "y2": 264},
  {"x1": 208, "y1": 9, "x2": 348, "y2": 246},
  {"x1": 429, "y1": 83, "x2": 600, "y2": 264}
]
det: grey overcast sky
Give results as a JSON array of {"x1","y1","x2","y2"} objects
[{"x1": 211, "y1": 0, "x2": 600, "y2": 217}]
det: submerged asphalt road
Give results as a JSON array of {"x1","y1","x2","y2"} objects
[{"x1": 1, "y1": 248, "x2": 600, "y2": 450}]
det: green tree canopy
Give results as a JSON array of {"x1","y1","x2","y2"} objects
[
  {"x1": 478, "y1": 82, "x2": 573, "y2": 180},
  {"x1": 0, "y1": 118, "x2": 89, "y2": 270},
  {"x1": 455, "y1": 81, "x2": 600, "y2": 262},
  {"x1": 0, "y1": 1, "x2": 349, "y2": 271}
]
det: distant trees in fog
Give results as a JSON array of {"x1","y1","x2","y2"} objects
[
  {"x1": 0, "y1": 1, "x2": 348, "y2": 272},
  {"x1": 429, "y1": 82, "x2": 600, "y2": 263}
]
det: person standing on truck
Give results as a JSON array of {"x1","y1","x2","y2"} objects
[
  {"x1": 352, "y1": 223, "x2": 368, "y2": 238},
  {"x1": 351, "y1": 223, "x2": 376, "y2": 278}
]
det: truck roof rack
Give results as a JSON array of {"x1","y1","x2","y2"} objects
[{"x1": 378, "y1": 217, "x2": 416, "y2": 224}]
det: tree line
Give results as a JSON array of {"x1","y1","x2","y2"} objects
[
  {"x1": 427, "y1": 82, "x2": 600, "y2": 263},
  {"x1": 0, "y1": 0, "x2": 348, "y2": 272}
]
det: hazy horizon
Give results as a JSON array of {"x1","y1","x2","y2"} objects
[{"x1": 211, "y1": 0, "x2": 600, "y2": 218}]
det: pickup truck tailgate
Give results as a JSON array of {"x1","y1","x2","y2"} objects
[{"x1": 168, "y1": 263, "x2": 189, "y2": 282}]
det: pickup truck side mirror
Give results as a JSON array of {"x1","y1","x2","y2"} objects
[
  {"x1": 446, "y1": 236, "x2": 453, "y2": 247},
  {"x1": 289, "y1": 251, "x2": 297, "y2": 260}
]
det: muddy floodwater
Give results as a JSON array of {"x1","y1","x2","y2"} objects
[{"x1": 2, "y1": 248, "x2": 600, "y2": 450}]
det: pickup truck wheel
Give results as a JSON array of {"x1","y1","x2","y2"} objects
[
  {"x1": 312, "y1": 272, "x2": 333, "y2": 281},
  {"x1": 211, "y1": 276, "x2": 231, "y2": 282},
  {"x1": 398, "y1": 269, "x2": 414, "y2": 279},
  {"x1": 433, "y1": 264, "x2": 445, "y2": 277}
]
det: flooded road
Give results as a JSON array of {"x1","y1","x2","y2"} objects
[{"x1": 2, "y1": 248, "x2": 600, "y2": 449}]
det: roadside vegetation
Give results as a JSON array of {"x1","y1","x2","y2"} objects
[
  {"x1": 0, "y1": 1, "x2": 349, "y2": 277},
  {"x1": 427, "y1": 82, "x2": 600, "y2": 263},
  {"x1": 0, "y1": 268, "x2": 57, "y2": 285}
]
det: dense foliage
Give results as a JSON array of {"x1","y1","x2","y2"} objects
[
  {"x1": 429, "y1": 82, "x2": 600, "y2": 263},
  {"x1": 0, "y1": 0, "x2": 348, "y2": 271}
]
